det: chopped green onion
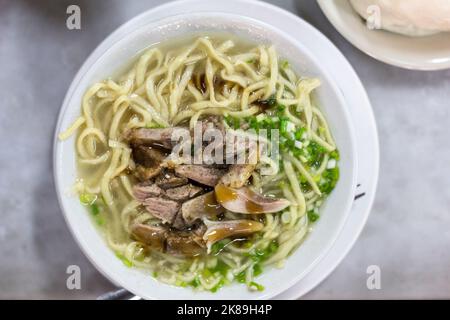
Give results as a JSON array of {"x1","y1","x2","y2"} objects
[
  {"x1": 95, "y1": 216, "x2": 105, "y2": 226},
  {"x1": 233, "y1": 117, "x2": 240, "y2": 129},
  {"x1": 253, "y1": 263, "x2": 263, "y2": 277},
  {"x1": 280, "y1": 118, "x2": 288, "y2": 135},
  {"x1": 189, "y1": 276, "x2": 201, "y2": 288},
  {"x1": 330, "y1": 149, "x2": 340, "y2": 160},
  {"x1": 306, "y1": 141, "x2": 325, "y2": 168},
  {"x1": 115, "y1": 252, "x2": 133, "y2": 268},
  {"x1": 210, "y1": 239, "x2": 230, "y2": 255},
  {"x1": 249, "y1": 281, "x2": 265, "y2": 291},
  {"x1": 211, "y1": 260, "x2": 230, "y2": 277},
  {"x1": 308, "y1": 210, "x2": 320, "y2": 222},
  {"x1": 319, "y1": 167, "x2": 339, "y2": 194},
  {"x1": 236, "y1": 271, "x2": 246, "y2": 283},
  {"x1": 256, "y1": 113, "x2": 266, "y2": 122},
  {"x1": 79, "y1": 193, "x2": 97, "y2": 206},
  {"x1": 202, "y1": 268, "x2": 213, "y2": 278},
  {"x1": 210, "y1": 278, "x2": 225, "y2": 293},
  {"x1": 295, "y1": 128, "x2": 306, "y2": 140},
  {"x1": 90, "y1": 203, "x2": 100, "y2": 216},
  {"x1": 246, "y1": 240, "x2": 279, "y2": 263},
  {"x1": 286, "y1": 121, "x2": 295, "y2": 132},
  {"x1": 280, "y1": 59, "x2": 289, "y2": 69}
]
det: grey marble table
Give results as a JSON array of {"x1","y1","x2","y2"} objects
[{"x1": 1, "y1": 0, "x2": 449, "y2": 299}]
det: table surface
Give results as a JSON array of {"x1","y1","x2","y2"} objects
[{"x1": 1, "y1": 0, "x2": 449, "y2": 299}]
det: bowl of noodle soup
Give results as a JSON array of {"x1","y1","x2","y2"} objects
[{"x1": 54, "y1": 12, "x2": 357, "y2": 299}]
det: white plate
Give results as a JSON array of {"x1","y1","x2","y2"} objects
[{"x1": 318, "y1": 0, "x2": 450, "y2": 70}]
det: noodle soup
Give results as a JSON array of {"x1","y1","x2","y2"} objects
[{"x1": 59, "y1": 35, "x2": 340, "y2": 292}]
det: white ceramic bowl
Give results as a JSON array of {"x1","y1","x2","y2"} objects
[
  {"x1": 54, "y1": 11, "x2": 357, "y2": 300},
  {"x1": 318, "y1": 0, "x2": 450, "y2": 70}
]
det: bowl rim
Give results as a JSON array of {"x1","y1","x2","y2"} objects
[
  {"x1": 318, "y1": 0, "x2": 450, "y2": 71},
  {"x1": 53, "y1": 10, "x2": 358, "y2": 300}
]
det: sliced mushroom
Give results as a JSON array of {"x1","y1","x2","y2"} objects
[
  {"x1": 220, "y1": 164, "x2": 256, "y2": 188},
  {"x1": 181, "y1": 191, "x2": 225, "y2": 225},
  {"x1": 203, "y1": 219, "x2": 264, "y2": 247},
  {"x1": 214, "y1": 184, "x2": 290, "y2": 214}
]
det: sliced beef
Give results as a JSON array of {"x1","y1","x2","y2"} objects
[
  {"x1": 124, "y1": 127, "x2": 187, "y2": 150},
  {"x1": 193, "y1": 223, "x2": 207, "y2": 237},
  {"x1": 132, "y1": 145, "x2": 166, "y2": 181},
  {"x1": 165, "y1": 184, "x2": 204, "y2": 230},
  {"x1": 143, "y1": 197, "x2": 180, "y2": 224},
  {"x1": 172, "y1": 212, "x2": 187, "y2": 230},
  {"x1": 175, "y1": 165, "x2": 226, "y2": 187},
  {"x1": 130, "y1": 224, "x2": 167, "y2": 251},
  {"x1": 133, "y1": 145, "x2": 166, "y2": 166},
  {"x1": 220, "y1": 164, "x2": 256, "y2": 188},
  {"x1": 155, "y1": 170, "x2": 188, "y2": 189},
  {"x1": 181, "y1": 191, "x2": 225, "y2": 225},
  {"x1": 134, "y1": 166, "x2": 162, "y2": 181},
  {"x1": 134, "y1": 182, "x2": 203, "y2": 230},
  {"x1": 130, "y1": 223, "x2": 206, "y2": 257},
  {"x1": 133, "y1": 183, "x2": 163, "y2": 203},
  {"x1": 165, "y1": 184, "x2": 203, "y2": 201},
  {"x1": 166, "y1": 232, "x2": 205, "y2": 257}
]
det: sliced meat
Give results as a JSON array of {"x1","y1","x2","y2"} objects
[
  {"x1": 133, "y1": 145, "x2": 166, "y2": 166},
  {"x1": 171, "y1": 212, "x2": 187, "y2": 230},
  {"x1": 155, "y1": 170, "x2": 188, "y2": 189},
  {"x1": 135, "y1": 165, "x2": 162, "y2": 181},
  {"x1": 220, "y1": 164, "x2": 256, "y2": 188},
  {"x1": 124, "y1": 127, "x2": 187, "y2": 150},
  {"x1": 203, "y1": 220, "x2": 264, "y2": 247},
  {"x1": 165, "y1": 184, "x2": 203, "y2": 201},
  {"x1": 193, "y1": 224, "x2": 207, "y2": 237},
  {"x1": 175, "y1": 165, "x2": 226, "y2": 187},
  {"x1": 132, "y1": 146, "x2": 167, "y2": 181},
  {"x1": 215, "y1": 184, "x2": 290, "y2": 214},
  {"x1": 143, "y1": 197, "x2": 180, "y2": 223},
  {"x1": 130, "y1": 223, "x2": 206, "y2": 257},
  {"x1": 166, "y1": 232, "x2": 205, "y2": 257},
  {"x1": 132, "y1": 183, "x2": 163, "y2": 203},
  {"x1": 133, "y1": 179, "x2": 204, "y2": 230},
  {"x1": 130, "y1": 224, "x2": 167, "y2": 251},
  {"x1": 181, "y1": 191, "x2": 225, "y2": 225}
]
